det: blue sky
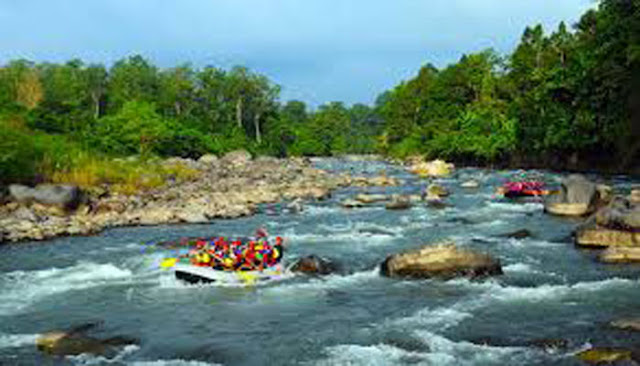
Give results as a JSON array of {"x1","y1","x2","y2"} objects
[{"x1": 0, "y1": 0, "x2": 594, "y2": 106}]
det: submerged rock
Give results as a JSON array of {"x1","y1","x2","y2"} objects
[
  {"x1": 576, "y1": 347, "x2": 632, "y2": 364},
  {"x1": 424, "y1": 184, "x2": 450, "y2": 200},
  {"x1": 544, "y1": 174, "x2": 599, "y2": 217},
  {"x1": 385, "y1": 195, "x2": 412, "y2": 210},
  {"x1": 36, "y1": 323, "x2": 137, "y2": 357},
  {"x1": 380, "y1": 241, "x2": 502, "y2": 280},
  {"x1": 342, "y1": 199, "x2": 366, "y2": 209},
  {"x1": 355, "y1": 193, "x2": 388, "y2": 204},
  {"x1": 500, "y1": 229, "x2": 533, "y2": 240},
  {"x1": 290, "y1": 255, "x2": 337, "y2": 275}
]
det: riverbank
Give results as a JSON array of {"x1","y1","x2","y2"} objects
[{"x1": 0, "y1": 152, "x2": 398, "y2": 244}]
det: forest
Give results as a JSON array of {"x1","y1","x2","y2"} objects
[{"x1": 1, "y1": 0, "x2": 638, "y2": 186}]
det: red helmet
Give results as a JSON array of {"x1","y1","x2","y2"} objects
[{"x1": 256, "y1": 227, "x2": 268, "y2": 238}]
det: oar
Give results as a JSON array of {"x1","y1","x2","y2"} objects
[{"x1": 160, "y1": 257, "x2": 179, "y2": 268}]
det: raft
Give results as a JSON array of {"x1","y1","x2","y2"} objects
[
  {"x1": 500, "y1": 181, "x2": 552, "y2": 198},
  {"x1": 173, "y1": 263, "x2": 284, "y2": 285}
]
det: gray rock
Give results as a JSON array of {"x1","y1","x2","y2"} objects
[
  {"x1": 9, "y1": 184, "x2": 36, "y2": 203},
  {"x1": 33, "y1": 185, "x2": 83, "y2": 209},
  {"x1": 544, "y1": 174, "x2": 598, "y2": 216},
  {"x1": 9, "y1": 184, "x2": 82, "y2": 210}
]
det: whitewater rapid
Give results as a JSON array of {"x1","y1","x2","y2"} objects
[{"x1": 1, "y1": 161, "x2": 639, "y2": 365}]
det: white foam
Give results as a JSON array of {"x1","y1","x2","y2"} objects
[
  {"x1": 262, "y1": 268, "x2": 380, "y2": 295},
  {"x1": 67, "y1": 344, "x2": 140, "y2": 365},
  {"x1": 393, "y1": 307, "x2": 472, "y2": 331},
  {"x1": 314, "y1": 334, "x2": 534, "y2": 366},
  {"x1": 415, "y1": 330, "x2": 530, "y2": 366},
  {"x1": 455, "y1": 277, "x2": 636, "y2": 307},
  {"x1": 129, "y1": 360, "x2": 222, "y2": 366},
  {"x1": 484, "y1": 202, "x2": 543, "y2": 214},
  {"x1": 503, "y1": 263, "x2": 536, "y2": 274},
  {"x1": 0, "y1": 333, "x2": 38, "y2": 348},
  {"x1": 0, "y1": 262, "x2": 133, "y2": 316},
  {"x1": 315, "y1": 344, "x2": 428, "y2": 366}
]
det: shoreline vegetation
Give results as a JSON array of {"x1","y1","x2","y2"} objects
[{"x1": 1, "y1": 0, "x2": 639, "y2": 243}]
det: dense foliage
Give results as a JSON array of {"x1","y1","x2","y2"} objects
[
  {"x1": 378, "y1": 0, "x2": 640, "y2": 170},
  {"x1": 0, "y1": 0, "x2": 638, "y2": 185},
  {"x1": 0, "y1": 58, "x2": 381, "y2": 184}
]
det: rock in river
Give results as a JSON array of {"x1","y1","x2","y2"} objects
[
  {"x1": 576, "y1": 347, "x2": 632, "y2": 364},
  {"x1": 290, "y1": 255, "x2": 337, "y2": 275},
  {"x1": 36, "y1": 322, "x2": 137, "y2": 357},
  {"x1": 500, "y1": 229, "x2": 533, "y2": 240},
  {"x1": 355, "y1": 193, "x2": 388, "y2": 204},
  {"x1": 385, "y1": 195, "x2": 412, "y2": 210},
  {"x1": 342, "y1": 199, "x2": 366, "y2": 209},
  {"x1": 544, "y1": 174, "x2": 599, "y2": 217},
  {"x1": 599, "y1": 247, "x2": 640, "y2": 263},
  {"x1": 380, "y1": 241, "x2": 502, "y2": 280}
]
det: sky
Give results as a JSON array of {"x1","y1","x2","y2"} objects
[{"x1": 0, "y1": 0, "x2": 595, "y2": 107}]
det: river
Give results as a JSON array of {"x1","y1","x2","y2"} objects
[{"x1": 1, "y1": 159, "x2": 639, "y2": 366}]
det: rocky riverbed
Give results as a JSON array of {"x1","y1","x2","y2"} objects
[{"x1": 0, "y1": 151, "x2": 399, "y2": 243}]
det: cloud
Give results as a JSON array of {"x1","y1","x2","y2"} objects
[{"x1": 0, "y1": 0, "x2": 594, "y2": 106}]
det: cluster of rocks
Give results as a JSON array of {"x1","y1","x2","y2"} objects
[
  {"x1": 341, "y1": 183, "x2": 451, "y2": 211},
  {"x1": 540, "y1": 174, "x2": 640, "y2": 264},
  {"x1": 0, "y1": 151, "x2": 395, "y2": 243}
]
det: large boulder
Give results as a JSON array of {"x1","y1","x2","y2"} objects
[
  {"x1": 380, "y1": 242, "x2": 502, "y2": 279},
  {"x1": 544, "y1": 174, "x2": 599, "y2": 216},
  {"x1": 599, "y1": 247, "x2": 640, "y2": 263},
  {"x1": 9, "y1": 184, "x2": 83, "y2": 210},
  {"x1": 595, "y1": 198, "x2": 640, "y2": 230},
  {"x1": 576, "y1": 226, "x2": 640, "y2": 248},
  {"x1": 577, "y1": 195, "x2": 640, "y2": 248},
  {"x1": 290, "y1": 255, "x2": 337, "y2": 275}
]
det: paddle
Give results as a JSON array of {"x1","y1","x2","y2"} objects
[{"x1": 160, "y1": 257, "x2": 179, "y2": 268}]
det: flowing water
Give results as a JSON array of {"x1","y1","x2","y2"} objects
[{"x1": 1, "y1": 159, "x2": 640, "y2": 366}]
